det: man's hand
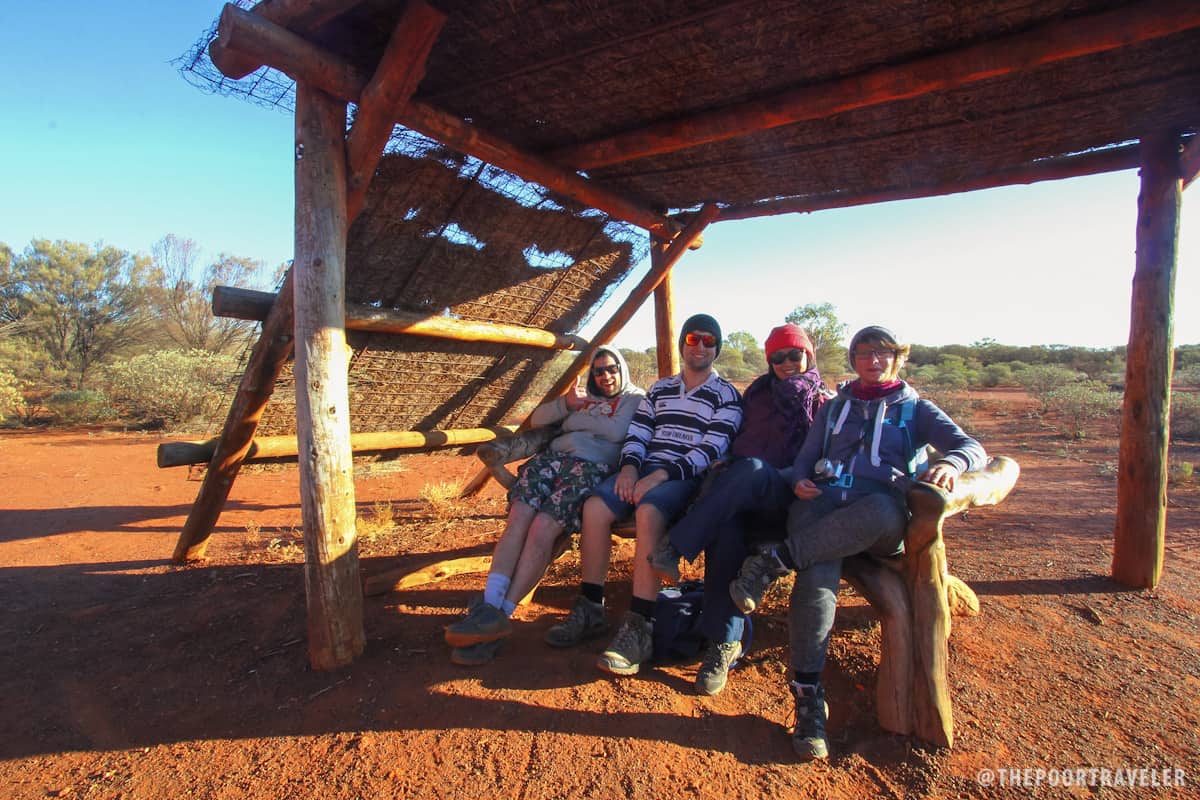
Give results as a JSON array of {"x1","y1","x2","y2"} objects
[
  {"x1": 793, "y1": 478, "x2": 821, "y2": 500},
  {"x1": 564, "y1": 377, "x2": 588, "y2": 411},
  {"x1": 632, "y1": 469, "x2": 669, "y2": 504},
  {"x1": 614, "y1": 465, "x2": 640, "y2": 503}
]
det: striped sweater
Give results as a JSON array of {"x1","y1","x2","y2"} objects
[{"x1": 619, "y1": 370, "x2": 743, "y2": 482}]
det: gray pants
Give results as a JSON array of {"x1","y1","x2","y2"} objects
[{"x1": 785, "y1": 490, "x2": 907, "y2": 674}]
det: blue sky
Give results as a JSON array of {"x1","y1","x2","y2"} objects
[{"x1": 2, "y1": 3, "x2": 1196, "y2": 350}]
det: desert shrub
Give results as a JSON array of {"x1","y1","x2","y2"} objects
[
  {"x1": 101, "y1": 349, "x2": 238, "y2": 428},
  {"x1": 1169, "y1": 460, "x2": 1194, "y2": 484},
  {"x1": 1173, "y1": 365, "x2": 1200, "y2": 388},
  {"x1": 1172, "y1": 392, "x2": 1200, "y2": 441},
  {"x1": 980, "y1": 363, "x2": 1015, "y2": 387},
  {"x1": 1016, "y1": 364, "x2": 1086, "y2": 412},
  {"x1": 1044, "y1": 380, "x2": 1120, "y2": 439},
  {"x1": 44, "y1": 389, "x2": 117, "y2": 424},
  {"x1": 0, "y1": 368, "x2": 25, "y2": 424}
]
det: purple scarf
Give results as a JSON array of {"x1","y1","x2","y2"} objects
[{"x1": 731, "y1": 368, "x2": 826, "y2": 467}]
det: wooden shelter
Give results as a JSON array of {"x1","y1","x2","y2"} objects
[{"x1": 173, "y1": 0, "x2": 1197, "y2": 689}]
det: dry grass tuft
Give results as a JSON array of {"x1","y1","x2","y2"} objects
[{"x1": 419, "y1": 480, "x2": 465, "y2": 519}]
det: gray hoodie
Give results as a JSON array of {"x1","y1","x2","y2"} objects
[{"x1": 529, "y1": 346, "x2": 645, "y2": 469}]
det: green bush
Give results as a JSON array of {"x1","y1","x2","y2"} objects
[
  {"x1": 1173, "y1": 365, "x2": 1200, "y2": 388},
  {"x1": 45, "y1": 389, "x2": 117, "y2": 424},
  {"x1": 1044, "y1": 380, "x2": 1120, "y2": 438},
  {"x1": 0, "y1": 368, "x2": 25, "y2": 423},
  {"x1": 101, "y1": 349, "x2": 238, "y2": 428},
  {"x1": 1017, "y1": 364, "x2": 1086, "y2": 412},
  {"x1": 1172, "y1": 392, "x2": 1200, "y2": 441},
  {"x1": 980, "y1": 363, "x2": 1015, "y2": 387}
]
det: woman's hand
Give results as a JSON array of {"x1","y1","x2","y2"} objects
[
  {"x1": 632, "y1": 469, "x2": 669, "y2": 504},
  {"x1": 793, "y1": 478, "x2": 821, "y2": 500},
  {"x1": 614, "y1": 465, "x2": 639, "y2": 503},
  {"x1": 919, "y1": 463, "x2": 959, "y2": 491}
]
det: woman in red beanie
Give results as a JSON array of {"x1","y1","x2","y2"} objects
[{"x1": 650, "y1": 323, "x2": 828, "y2": 696}]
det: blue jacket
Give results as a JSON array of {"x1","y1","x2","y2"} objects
[{"x1": 791, "y1": 380, "x2": 986, "y2": 496}]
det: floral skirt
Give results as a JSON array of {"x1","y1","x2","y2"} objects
[{"x1": 508, "y1": 450, "x2": 613, "y2": 531}]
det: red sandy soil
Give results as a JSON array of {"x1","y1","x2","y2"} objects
[{"x1": 1, "y1": 388, "x2": 1198, "y2": 799}]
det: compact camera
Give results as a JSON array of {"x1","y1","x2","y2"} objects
[{"x1": 813, "y1": 458, "x2": 845, "y2": 482}]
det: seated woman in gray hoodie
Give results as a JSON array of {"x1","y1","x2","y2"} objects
[{"x1": 444, "y1": 346, "x2": 644, "y2": 665}]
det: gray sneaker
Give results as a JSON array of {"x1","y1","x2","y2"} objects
[
  {"x1": 544, "y1": 595, "x2": 609, "y2": 648},
  {"x1": 648, "y1": 536, "x2": 682, "y2": 583},
  {"x1": 444, "y1": 601, "x2": 512, "y2": 647},
  {"x1": 695, "y1": 640, "x2": 743, "y2": 696},
  {"x1": 729, "y1": 548, "x2": 791, "y2": 614},
  {"x1": 451, "y1": 638, "x2": 504, "y2": 666},
  {"x1": 789, "y1": 681, "x2": 830, "y2": 760},
  {"x1": 596, "y1": 611, "x2": 653, "y2": 675}
]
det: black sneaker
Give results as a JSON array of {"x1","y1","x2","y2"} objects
[
  {"x1": 596, "y1": 611, "x2": 653, "y2": 675},
  {"x1": 729, "y1": 549, "x2": 791, "y2": 614},
  {"x1": 444, "y1": 601, "x2": 512, "y2": 647},
  {"x1": 695, "y1": 640, "x2": 742, "y2": 696},
  {"x1": 451, "y1": 638, "x2": 504, "y2": 666},
  {"x1": 648, "y1": 536, "x2": 683, "y2": 583},
  {"x1": 544, "y1": 595, "x2": 609, "y2": 648},
  {"x1": 789, "y1": 681, "x2": 830, "y2": 760}
]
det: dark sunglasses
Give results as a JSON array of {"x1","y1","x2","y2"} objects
[
  {"x1": 684, "y1": 332, "x2": 718, "y2": 348},
  {"x1": 769, "y1": 348, "x2": 806, "y2": 365},
  {"x1": 592, "y1": 364, "x2": 620, "y2": 377}
]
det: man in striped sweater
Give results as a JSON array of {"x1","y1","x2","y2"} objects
[{"x1": 544, "y1": 313, "x2": 743, "y2": 676}]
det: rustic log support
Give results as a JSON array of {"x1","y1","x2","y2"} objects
[
  {"x1": 1114, "y1": 133, "x2": 1181, "y2": 589},
  {"x1": 550, "y1": 0, "x2": 1200, "y2": 169},
  {"x1": 294, "y1": 82, "x2": 364, "y2": 670},
  {"x1": 459, "y1": 205, "x2": 719, "y2": 497},
  {"x1": 158, "y1": 425, "x2": 518, "y2": 468},
  {"x1": 213, "y1": 285, "x2": 587, "y2": 350},
  {"x1": 651, "y1": 241, "x2": 679, "y2": 378},
  {"x1": 208, "y1": 0, "x2": 357, "y2": 80},
  {"x1": 171, "y1": 272, "x2": 296, "y2": 563},
  {"x1": 211, "y1": 4, "x2": 675, "y2": 240},
  {"x1": 842, "y1": 556, "x2": 913, "y2": 737},
  {"x1": 719, "y1": 144, "x2": 1141, "y2": 221},
  {"x1": 344, "y1": 0, "x2": 445, "y2": 221}
]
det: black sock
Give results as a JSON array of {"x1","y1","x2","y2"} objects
[
  {"x1": 774, "y1": 544, "x2": 797, "y2": 571},
  {"x1": 630, "y1": 596, "x2": 656, "y2": 621},
  {"x1": 581, "y1": 582, "x2": 604, "y2": 605},
  {"x1": 793, "y1": 670, "x2": 821, "y2": 686}
]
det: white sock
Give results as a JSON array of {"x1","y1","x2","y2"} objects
[{"x1": 484, "y1": 573, "x2": 511, "y2": 609}]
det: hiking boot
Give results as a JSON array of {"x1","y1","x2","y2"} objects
[
  {"x1": 450, "y1": 638, "x2": 504, "y2": 666},
  {"x1": 444, "y1": 601, "x2": 512, "y2": 648},
  {"x1": 544, "y1": 595, "x2": 609, "y2": 648},
  {"x1": 789, "y1": 681, "x2": 830, "y2": 761},
  {"x1": 695, "y1": 640, "x2": 743, "y2": 696},
  {"x1": 596, "y1": 611, "x2": 653, "y2": 676},
  {"x1": 729, "y1": 548, "x2": 791, "y2": 614},
  {"x1": 648, "y1": 536, "x2": 682, "y2": 583}
]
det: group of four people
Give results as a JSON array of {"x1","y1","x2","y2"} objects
[{"x1": 443, "y1": 313, "x2": 985, "y2": 760}]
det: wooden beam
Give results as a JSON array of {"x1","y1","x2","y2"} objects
[
  {"x1": 158, "y1": 426, "x2": 519, "y2": 468},
  {"x1": 651, "y1": 242, "x2": 678, "y2": 377},
  {"x1": 211, "y1": 4, "x2": 675, "y2": 240},
  {"x1": 717, "y1": 144, "x2": 1142, "y2": 221},
  {"x1": 1113, "y1": 132, "x2": 1181, "y2": 589},
  {"x1": 1183, "y1": 137, "x2": 1199, "y2": 190},
  {"x1": 293, "y1": 82, "x2": 364, "y2": 670},
  {"x1": 460, "y1": 205, "x2": 719, "y2": 497},
  {"x1": 550, "y1": 0, "x2": 1200, "y2": 170},
  {"x1": 209, "y1": 0, "x2": 360, "y2": 80},
  {"x1": 345, "y1": 0, "x2": 446, "y2": 221},
  {"x1": 213, "y1": 285, "x2": 587, "y2": 350},
  {"x1": 172, "y1": 273, "x2": 297, "y2": 563}
]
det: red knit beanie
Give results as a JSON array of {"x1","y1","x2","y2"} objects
[{"x1": 764, "y1": 324, "x2": 815, "y2": 365}]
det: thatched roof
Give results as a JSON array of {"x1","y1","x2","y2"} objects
[{"x1": 180, "y1": 0, "x2": 1199, "y2": 437}]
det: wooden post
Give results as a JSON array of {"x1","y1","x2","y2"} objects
[
  {"x1": 1113, "y1": 133, "x2": 1181, "y2": 589},
  {"x1": 651, "y1": 241, "x2": 678, "y2": 377},
  {"x1": 294, "y1": 82, "x2": 364, "y2": 670},
  {"x1": 171, "y1": 272, "x2": 296, "y2": 563}
]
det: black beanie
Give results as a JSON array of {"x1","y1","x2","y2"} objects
[{"x1": 679, "y1": 313, "x2": 722, "y2": 357}]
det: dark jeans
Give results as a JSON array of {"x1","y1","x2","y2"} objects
[
  {"x1": 667, "y1": 457, "x2": 793, "y2": 644},
  {"x1": 784, "y1": 490, "x2": 907, "y2": 674}
]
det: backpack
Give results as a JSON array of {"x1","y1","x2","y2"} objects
[
  {"x1": 651, "y1": 580, "x2": 753, "y2": 664},
  {"x1": 822, "y1": 394, "x2": 923, "y2": 477}
]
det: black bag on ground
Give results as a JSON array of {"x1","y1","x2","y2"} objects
[{"x1": 651, "y1": 580, "x2": 752, "y2": 665}]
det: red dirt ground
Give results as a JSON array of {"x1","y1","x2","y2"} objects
[{"x1": 1, "y1": 388, "x2": 1198, "y2": 799}]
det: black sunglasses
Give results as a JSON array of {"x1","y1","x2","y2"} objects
[
  {"x1": 769, "y1": 348, "x2": 806, "y2": 365},
  {"x1": 592, "y1": 364, "x2": 620, "y2": 376}
]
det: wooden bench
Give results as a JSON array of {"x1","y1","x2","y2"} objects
[{"x1": 430, "y1": 431, "x2": 1018, "y2": 748}]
